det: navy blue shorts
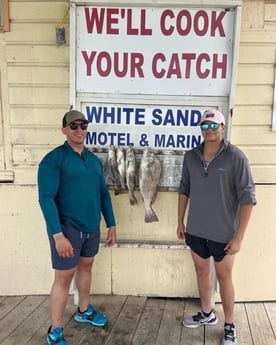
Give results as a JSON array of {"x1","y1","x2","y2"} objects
[
  {"x1": 48, "y1": 223, "x2": 100, "y2": 270},
  {"x1": 185, "y1": 233, "x2": 227, "y2": 262}
]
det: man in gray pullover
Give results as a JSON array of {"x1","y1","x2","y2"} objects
[{"x1": 177, "y1": 109, "x2": 256, "y2": 345}]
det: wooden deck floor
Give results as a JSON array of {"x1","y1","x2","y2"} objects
[{"x1": 0, "y1": 295, "x2": 276, "y2": 345}]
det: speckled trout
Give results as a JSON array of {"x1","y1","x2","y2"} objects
[
  {"x1": 107, "y1": 145, "x2": 121, "y2": 195},
  {"x1": 116, "y1": 146, "x2": 126, "y2": 189},
  {"x1": 139, "y1": 148, "x2": 161, "y2": 223},
  {"x1": 126, "y1": 146, "x2": 137, "y2": 205}
]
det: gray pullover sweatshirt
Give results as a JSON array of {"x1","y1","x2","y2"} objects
[{"x1": 178, "y1": 140, "x2": 256, "y2": 243}]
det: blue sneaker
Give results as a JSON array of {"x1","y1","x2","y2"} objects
[
  {"x1": 47, "y1": 326, "x2": 67, "y2": 345},
  {"x1": 74, "y1": 304, "x2": 108, "y2": 327}
]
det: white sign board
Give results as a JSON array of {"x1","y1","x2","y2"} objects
[
  {"x1": 76, "y1": 6, "x2": 235, "y2": 96},
  {"x1": 82, "y1": 103, "x2": 204, "y2": 150}
]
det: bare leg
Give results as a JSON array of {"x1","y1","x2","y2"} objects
[
  {"x1": 215, "y1": 255, "x2": 235, "y2": 324},
  {"x1": 75, "y1": 256, "x2": 94, "y2": 312},
  {"x1": 50, "y1": 267, "x2": 76, "y2": 328},
  {"x1": 190, "y1": 250, "x2": 213, "y2": 313}
]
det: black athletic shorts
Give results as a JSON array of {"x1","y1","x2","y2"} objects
[{"x1": 185, "y1": 232, "x2": 227, "y2": 262}]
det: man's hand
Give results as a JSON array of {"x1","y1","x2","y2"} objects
[
  {"x1": 106, "y1": 226, "x2": 116, "y2": 247},
  {"x1": 177, "y1": 223, "x2": 186, "y2": 241},
  {"x1": 53, "y1": 233, "x2": 74, "y2": 258},
  {"x1": 224, "y1": 236, "x2": 242, "y2": 256}
]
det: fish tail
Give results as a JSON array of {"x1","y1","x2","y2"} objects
[
  {"x1": 145, "y1": 209, "x2": 159, "y2": 223},
  {"x1": 130, "y1": 195, "x2": 138, "y2": 205},
  {"x1": 120, "y1": 177, "x2": 126, "y2": 189},
  {"x1": 114, "y1": 186, "x2": 120, "y2": 196}
]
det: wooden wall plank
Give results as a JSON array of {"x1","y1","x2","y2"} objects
[
  {"x1": 5, "y1": 23, "x2": 67, "y2": 43},
  {"x1": 232, "y1": 127, "x2": 276, "y2": 145},
  {"x1": 250, "y1": 166, "x2": 276, "y2": 183},
  {"x1": 241, "y1": 147, "x2": 276, "y2": 164},
  {"x1": 240, "y1": 31, "x2": 276, "y2": 43},
  {"x1": 7, "y1": 66, "x2": 69, "y2": 84},
  {"x1": 10, "y1": 107, "x2": 68, "y2": 125},
  {"x1": 9, "y1": 87, "x2": 69, "y2": 105},
  {"x1": 238, "y1": 46, "x2": 275, "y2": 64},
  {"x1": 9, "y1": 2, "x2": 68, "y2": 21},
  {"x1": 12, "y1": 128, "x2": 63, "y2": 145},
  {"x1": 235, "y1": 85, "x2": 273, "y2": 105},
  {"x1": 6, "y1": 45, "x2": 69, "y2": 63},
  {"x1": 13, "y1": 145, "x2": 53, "y2": 164},
  {"x1": 232, "y1": 105, "x2": 272, "y2": 125},
  {"x1": 237, "y1": 64, "x2": 275, "y2": 85},
  {"x1": 13, "y1": 167, "x2": 37, "y2": 184}
]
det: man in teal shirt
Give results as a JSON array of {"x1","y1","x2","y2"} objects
[{"x1": 38, "y1": 110, "x2": 116, "y2": 345}]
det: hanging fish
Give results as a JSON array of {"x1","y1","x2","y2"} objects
[
  {"x1": 116, "y1": 146, "x2": 126, "y2": 189},
  {"x1": 139, "y1": 148, "x2": 161, "y2": 223},
  {"x1": 125, "y1": 146, "x2": 137, "y2": 205},
  {"x1": 107, "y1": 145, "x2": 121, "y2": 195}
]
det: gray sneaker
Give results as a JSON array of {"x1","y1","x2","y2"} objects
[
  {"x1": 183, "y1": 310, "x2": 218, "y2": 328},
  {"x1": 221, "y1": 324, "x2": 237, "y2": 345}
]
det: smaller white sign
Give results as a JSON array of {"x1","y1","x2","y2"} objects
[{"x1": 82, "y1": 103, "x2": 205, "y2": 150}]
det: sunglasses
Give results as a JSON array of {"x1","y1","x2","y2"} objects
[
  {"x1": 69, "y1": 122, "x2": 88, "y2": 130},
  {"x1": 200, "y1": 123, "x2": 221, "y2": 131}
]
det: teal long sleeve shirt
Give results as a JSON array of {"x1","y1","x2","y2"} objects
[{"x1": 38, "y1": 141, "x2": 116, "y2": 235}]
